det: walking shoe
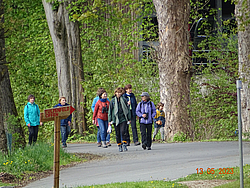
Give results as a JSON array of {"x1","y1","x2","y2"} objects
[
  {"x1": 62, "y1": 144, "x2": 67, "y2": 148},
  {"x1": 102, "y1": 141, "x2": 107, "y2": 148},
  {"x1": 142, "y1": 143, "x2": 146, "y2": 150},
  {"x1": 152, "y1": 138, "x2": 155, "y2": 141},
  {"x1": 127, "y1": 143, "x2": 130, "y2": 146},
  {"x1": 147, "y1": 147, "x2": 151, "y2": 150},
  {"x1": 123, "y1": 143, "x2": 128, "y2": 151},
  {"x1": 97, "y1": 142, "x2": 101, "y2": 147},
  {"x1": 106, "y1": 142, "x2": 111, "y2": 146},
  {"x1": 118, "y1": 144, "x2": 123, "y2": 152},
  {"x1": 134, "y1": 141, "x2": 140, "y2": 146}
]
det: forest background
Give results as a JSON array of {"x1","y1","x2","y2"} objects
[{"x1": 2, "y1": 0, "x2": 241, "y2": 147}]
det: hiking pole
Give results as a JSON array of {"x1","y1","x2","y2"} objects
[{"x1": 236, "y1": 80, "x2": 244, "y2": 188}]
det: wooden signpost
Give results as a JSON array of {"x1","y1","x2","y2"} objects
[{"x1": 41, "y1": 106, "x2": 75, "y2": 188}]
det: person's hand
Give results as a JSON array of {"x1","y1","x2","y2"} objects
[
  {"x1": 68, "y1": 121, "x2": 71, "y2": 126},
  {"x1": 27, "y1": 123, "x2": 31, "y2": 127},
  {"x1": 127, "y1": 101, "x2": 131, "y2": 105},
  {"x1": 92, "y1": 120, "x2": 95, "y2": 125},
  {"x1": 40, "y1": 122, "x2": 43, "y2": 126},
  {"x1": 142, "y1": 114, "x2": 147, "y2": 118}
]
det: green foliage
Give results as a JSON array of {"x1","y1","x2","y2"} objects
[
  {"x1": 190, "y1": 15, "x2": 238, "y2": 140},
  {"x1": 173, "y1": 132, "x2": 188, "y2": 142},
  {"x1": 5, "y1": 114, "x2": 19, "y2": 134},
  {"x1": 67, "y1": 0, "x2": 160, "y2": 133},
  {"x1": 4, "y1": 0, "x2": 58, "y2": 141},
  {"x1": 0, "y1": 142, "x2": 82, "y2": 179}
]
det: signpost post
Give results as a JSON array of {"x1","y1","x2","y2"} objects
[{"x1": 41, "y1": 106, "x2": 75, "y2": 188}]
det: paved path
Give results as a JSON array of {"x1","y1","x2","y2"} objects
[{"x1": 24, "y1": 141, "x2": 250, "y2": 188}]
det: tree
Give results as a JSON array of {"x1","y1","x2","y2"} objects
[
  {"x1": 152, "y1": 0, "x2": 192, "y2": 140},
  {"x1": 236, "y1": 0, "x2": 250, "y2": 136},
  {"x1": 0, "y1": 0, "x2": 26, "y2": 152},
  {"x1": 42, "y1": 0, "x2": 86, "y2": 133}
]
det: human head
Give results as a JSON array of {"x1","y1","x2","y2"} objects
[
  {"x1": 114, "y1": 87, "x2": 124, "y2": 98},
  {"x1": 124, "y1": 84, "x2": 132, "y2": 94},
  {"x1": 140, "y1": 92, "x2": 150, "y2": 101},
  {"x1": 98, "y1": 89, "x2": 107, "y2": 99},
  {"x1": 96, "y1": 87, "x2": 104, "y2": 96},
  {"x1": 156, "y1": 102, "x2": 164, "y2": 110},
  {"x1": 27, "y1": 94, "x2": 35, "y2": 103},
  {"x1": 59, "y1": 97, "x2": 66, "y2": 105}
]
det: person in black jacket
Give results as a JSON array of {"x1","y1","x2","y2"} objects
[{"x1": 123, "y1": 84, "x2": 140, "y2": 146}]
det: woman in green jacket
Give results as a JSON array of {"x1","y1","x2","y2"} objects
[{"x1": 108, "y1": 87, "x2": 131, "y2": 152}]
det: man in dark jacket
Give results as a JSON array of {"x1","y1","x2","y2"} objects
[{"x1": 123, "y1": 84, "x2": 140, "y2": 146}]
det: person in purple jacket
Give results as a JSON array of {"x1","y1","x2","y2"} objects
[{"x1": 136, "y1": 92, "x2": 156, "y2": 150}]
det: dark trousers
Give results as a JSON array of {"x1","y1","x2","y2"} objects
[
  {"x1": 126, "y1": 115, "x2": 139, "y2": 143},
  {"x1": 28, "y1": 126, "x2": 39, "y2": 145},
  {"x1": 140, "y1": 123, "x2": 152, "y2": 147},
  {"x1": 115, "y1": 121, "x2": 127, "y2": 144}
]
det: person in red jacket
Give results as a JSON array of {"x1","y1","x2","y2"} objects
[{"x1": 92, "y1": 89, "x2": 110, "y2": 148}]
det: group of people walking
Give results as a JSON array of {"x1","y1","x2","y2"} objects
[
  {"x1": 23, "y1": 84, "x2": 166, "y2": 152},
  {"x1": 92, "y1": 84, "x2": 166, "y2": 152}
]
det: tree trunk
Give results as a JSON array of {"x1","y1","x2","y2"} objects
[
  {"x1": 0, "y1": 0, "x2": 26, "y2": 152},
  {"x1": 152, "y1": 0, "x2": 192, "y2": 140},
  {"x1": 42, "y1": 0, "x2": 86, "y2": 133},
  {"x1": 0, "y1": 65, "x2": 26, "y2": 147},
  {"x1": 236, "y1": 0, "x2": 250, "y2": 135}
]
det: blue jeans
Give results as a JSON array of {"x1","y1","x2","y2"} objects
[
  {"x1": 97, "y1": 118, "x2": 108, "y2": 142},
  {"x1": 61, "y1": 125, "x2": 71, "y2": 145},
  {"x1": 97, "y1": 127, "x2": 110, "y2": 143}
]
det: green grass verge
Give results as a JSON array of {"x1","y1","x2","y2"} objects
[
  {"x1": 74, "y1": 164, "x2": 250, "y2": 188},
  {"x1": 75, "y1": 181, "x2": 188, "y2": 188},
  {"x1": 0, "y1": 142, "x2": 83, "y2": 186}
]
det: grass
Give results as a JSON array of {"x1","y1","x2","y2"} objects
[
  {"x1": 75, "y1": 181, "x2": 188, "y2": 188},
  {"x1": 73, "y1": 164, "x2": 250, "y2": 188},
  {"x1": 0, "y1": 142, "x2": 83, "y2": 186}
]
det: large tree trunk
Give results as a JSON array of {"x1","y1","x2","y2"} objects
[
  {"x1": 42, "y1": 0, "x2": 86, "y2": 133},
  {"x1": 0, "y1": 66, "x2": 26, "y2": 147},
  {"x1": 236, "y1": 0, "x2": 250, "y2": 135},
  {"x1": 0, "y1": 0, "x2": 26, "y2": 152},
  {"x1": 0, "y1": 0, "x2": 7, "y2": 154},
  {"x1": 152, "y1": 0, "x2": 192, "y2": 140}
]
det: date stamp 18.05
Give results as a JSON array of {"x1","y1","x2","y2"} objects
[{"x1": 196, "y1": 168, "x2": 234, "y2": 175}]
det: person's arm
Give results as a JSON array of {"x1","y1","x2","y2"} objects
[
  {"x1": 37, "y1": 105, "x2": 42, "y2": 125},
  {"x1": 92, "y1": 101, "x2": 99, "y2": 124},
  {"x1": 136, "y1": 102, "x2": 142, "y2": 117},
  {"x1": 24, "y1": 105, "x2": 30, "y2": 126},
  {"x1": 151, "y1": 102, "x2": 157, "y2": 118},
  {"x1": 108, "y1": 100, "x2": 113, "y2": 123}
]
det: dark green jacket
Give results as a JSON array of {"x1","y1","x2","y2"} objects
[{"x1": 108, "y1": 96, "x2": 131, "y2": 126}]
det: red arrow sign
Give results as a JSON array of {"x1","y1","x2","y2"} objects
[{"x1": 41, "y1": 106, "x2": 75, "y2": 122}]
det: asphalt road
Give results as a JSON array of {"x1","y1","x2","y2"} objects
[{"x1": 24, "y1": 141, "x2": 250, "y2": 188}]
